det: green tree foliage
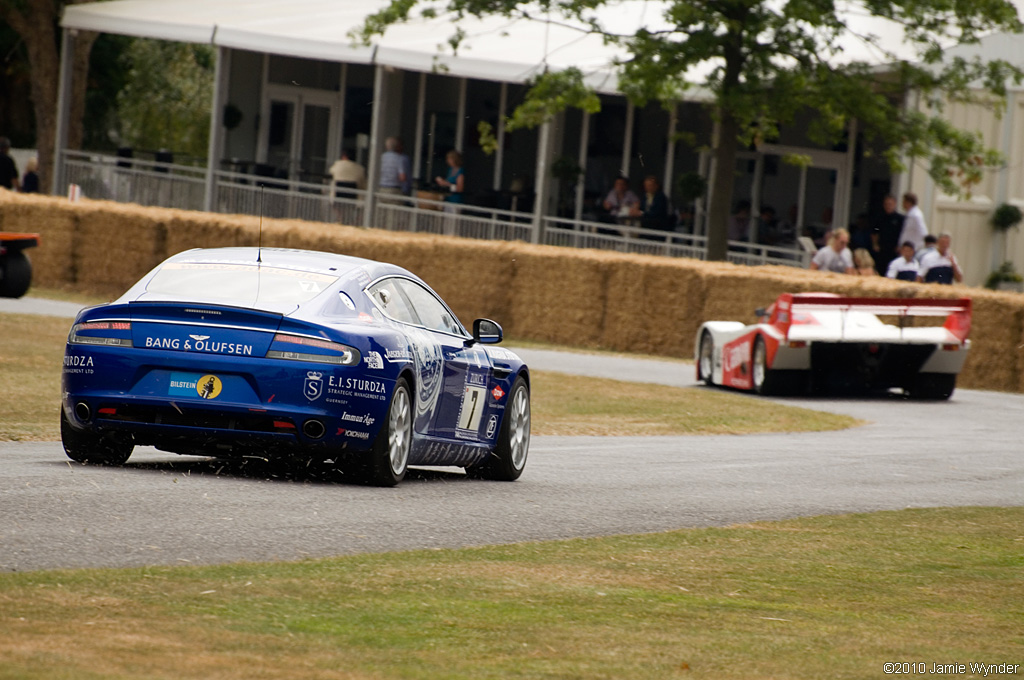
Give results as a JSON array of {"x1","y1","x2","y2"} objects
[
  {"x1": 115, "y1": 40, "x2": 213, "y2": 160},
  {"x1": 359, "y1": 0, "x2": 1023, "y2": 260}
]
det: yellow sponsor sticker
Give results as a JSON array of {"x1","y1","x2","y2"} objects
[{"x1": 196, "y1": 374, "x2": 223, "y2": 400}]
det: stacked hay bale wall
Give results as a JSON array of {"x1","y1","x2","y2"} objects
[{"x1": 2, "y1": 191, "x2": 1021, "y2": 392}]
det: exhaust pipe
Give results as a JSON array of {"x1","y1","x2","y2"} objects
[
  {"x1": 74, "y1": 402, "x2": 91, "y2": 422},
  {"x1": 302, "y1": 419, "x2": 325, "y2": 440}
]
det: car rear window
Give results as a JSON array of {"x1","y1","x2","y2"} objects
[{"x1": 146, "y1": 262, "x2": 339, "y2": 306}]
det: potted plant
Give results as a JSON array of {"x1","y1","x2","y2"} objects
[
  {"x1": 990, "y1": 203, "x2": 1023, "y2": 231},
  {"x1": 984, "y1": 261, "x2": 1024, "y2": 292}
]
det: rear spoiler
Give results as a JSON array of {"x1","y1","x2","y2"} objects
[
  {"x1": 773, "y1": 294, "x2": 972, "y2": 342},
  {"x1": 787, "y1": 295, "x2": 970, "y2": 317}
]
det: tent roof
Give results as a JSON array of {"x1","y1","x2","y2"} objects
[
  {"x1": 61, "y1": 0, "x2": 642, "y2": 94},
  {"x1": 62, "y1": 0, "x2": 960, "y2": 98}
]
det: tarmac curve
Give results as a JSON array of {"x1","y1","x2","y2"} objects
[{"x1": 1, "y1": 297, "x2": 1021, "y2": 572}]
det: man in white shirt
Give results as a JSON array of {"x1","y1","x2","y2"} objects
[
  {"x1": 329, "y1": 149, "x2": 366, "y2": 194},
  {"x1": 917, "y1": 233, "x2": 963, "y2": 284},
  {"x1": 886, "y1": 241, "x2": 920, "y2": 281},
  {"x1": 899, "y1": 192, "x2": 928, "y2": 251},
  {"x1": 809, "y1": 227, "x2": 855, "y2": 274}
]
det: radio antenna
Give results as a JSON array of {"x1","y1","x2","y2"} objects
[{"x1": 257, "y1": 183, "x2": 265, "y2": 264}]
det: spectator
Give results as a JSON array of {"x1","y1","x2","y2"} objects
[
  {"x1": 872, "y1": 194, "x2": 904, "y2": 274},
  {"x1": 379, "y1": 136, "x2": 408, "y2": 199},
  {"x1": 727, "y1": 200, "x2": 752, "y2": 241},
  {"x1": 758, "y1": 205, "x2": 778, "y2": 244},
  {"x1": 20, "y1": 157, "x2": 38, "y2": 193},
  {"x1": 396, "y1": 138, "x2": 412, "y2": 195},
  {"x1": 917, "y1": 233, "x2": 963, "y2": 284},
  {"x1": 915, "y1": 233, "x2": 937, "y2": 262},
  {"x1": 0, "y1": 137, "x2": 19, "y2": 191},
  {"x1": 328, "y1": 148, "x2": 366, "y2": 198},
  {"x1": 899, "y1": 192, "x2": 928, "y2": 251},
  {"x1": 853, "y1": 248, "x2": 877, "y2": 276},
  {"x1": 886, "y1": 241, "x2": 920, "y2": 281},
  {"x1": 809, "y1": 227, "x2": 855, "y2": 274},
  {"x1": 629, "y1": 175, "x2": 670, "y2": 230},
  {"x1": 601, "y1": 176, "x2": 639, "y2": 219},
  {"x1": 434, "y1": 149, "x2": 465, "y2": 210}
]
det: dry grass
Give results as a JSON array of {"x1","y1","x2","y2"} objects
[{"x1": 1, "y1": 507, "x2": 1021, "y2": 679}]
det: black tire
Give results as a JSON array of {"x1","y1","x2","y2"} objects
[
  {"x1": 468, "y1": 376, "x2": 530, "y2": 481},
  {"x1": 60, "y1": 408, "x2": 134, "y2": 465},
  {"x1": 364, "y1": 377, "x2": 413, "y2": 486},
  {"x1": 0, "y1": 250, "x2": 32, "y2": 298},
  {"x1": 697, "y1": 331, "x2": 715, "y2": 385},
  {"x1": 908, "y1": 373, "x2": 956, "y2": 401}
]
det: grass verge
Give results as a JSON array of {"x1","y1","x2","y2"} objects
[
  {"x1": 0, "y1": 314, "x2": 857, "y2": 441},
  {"x1": 1, "y1": 507, "x2": 1021, "y2": 679}
]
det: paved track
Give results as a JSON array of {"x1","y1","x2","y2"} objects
[{"x1": 1, "y1": 298, "x2": 1021, "y2": 572}]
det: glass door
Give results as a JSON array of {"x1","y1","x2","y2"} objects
[{"x1": 260, "y1": 86, "x2": 340, "y2": 186}]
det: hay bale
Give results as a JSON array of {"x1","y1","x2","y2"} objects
[
  {"x1": 600, "y1": 254, "x2": 707, "y2": 357},
  {"x1": 507, "y1": 244, "x2": 612, "y2": 347},
  {"x1": 957, "y1": 291, "x2": 1024, "y2": 392}
]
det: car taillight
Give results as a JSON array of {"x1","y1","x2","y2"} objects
[
  {"x1": 266, "y1": 333, "x2": 360, "y2": 366},
  {"x1": 69, "y1": 321, "x2": 133, "y2": 347}
]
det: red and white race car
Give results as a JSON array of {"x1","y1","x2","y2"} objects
[{"x1": 695, "y1": 293, "x2": 972, "y2": 400}]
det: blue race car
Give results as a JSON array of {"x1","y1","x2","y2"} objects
[{"x1": 61, "y1": 247, "x2": 531, "y2": 486}]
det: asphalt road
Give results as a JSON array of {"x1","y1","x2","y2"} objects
[{"x1": 1, "y1": 297, "x2": 1022, "y2": 572}]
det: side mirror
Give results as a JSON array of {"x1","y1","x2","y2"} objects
[
  {"x1": 472, "y1": 318, "x2": 503, "y2": 344},
  {"x1": 754, "y1": 307, "x2": 767, "y2": 318}
]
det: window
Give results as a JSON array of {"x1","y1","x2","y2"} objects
[
  {"x1": 397, "y1": 280, "x2": 464, "y2": 336},
  {"x1": 366, "y1": 278, "x2": 418, "y2": 325}
]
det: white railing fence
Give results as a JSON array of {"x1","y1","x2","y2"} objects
[{"x1": 58, "y1": 150, "x2": 812, "y2": 267}]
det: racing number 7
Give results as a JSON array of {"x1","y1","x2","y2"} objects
[{"x1": 458, "y1": 385, "x2": 486, "y2": 431}]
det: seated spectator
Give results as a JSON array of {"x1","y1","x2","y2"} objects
[
  {"x1": 809, "y1": 228, "x2": 855, "y2": 274},
  {"x1": 917, "y1": 233, "x2": 963, "y2": 284},
  {"x1": 602, "y1": 176, "x2": 639, "y2": 219},
  {"x1": 728, "y1": 200, "x2": 751, "y2": 241},
  {"x1": 853, "y1": 248, "x2": 877, "y2": 276},
  {"x1": 886, "y1": 241, "x2": 921, "y2": 281},
  {"x1": 20, "y1": 157, "x2": 39, "y2": 194},
  {"x1": 329, "y1": 148, "x2": 366, "y2": 199},
  {"x1": 915, "y1": 234, "x2": 937, "y2": 262},
  {"x1": 629, "y1": 175, "x2": 671, "y2": 231}
]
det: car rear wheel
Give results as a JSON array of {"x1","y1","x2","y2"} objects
[
  {"x1": 468, "y1": 376, "x2": 530, "y2": 481},
  {"x1": 698, "y1": 331, "x2": 715, "y2": 385},
  {"x1": 60, "y1": 408, "x2": 134, "y2": 465},
  {"x1": 908, "y1": 373, "x2": 956, "y2": 401},
  {"x1": 364, "y1": 377, "x2": 412, "y2": 486},
  {"x1": 0, "y1": 250, "x2": 32, "y2": 299}
]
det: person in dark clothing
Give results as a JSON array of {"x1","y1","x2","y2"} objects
[
  {"x1": 872, "y1": 194, "x2": 904, "y2": 275},
  {"x1": 20, "y1": 157, "x2": 39, "y2": 193},
  {"x1": 0, "y1": 137, "x2": 19, "y2": 191},
  {"x1": 630, "y1": 175, "x2": 671, "y2": 231}
]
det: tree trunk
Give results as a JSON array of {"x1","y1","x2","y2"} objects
[
  {"x1": 706, "y1": 110, "x2": 740, "y2": 261},
  {"x1": 68, "y1": 30, "x2": 100, "y2": 151},
  {"x1": 0, "y1": 1, "x2": 99, "y2": 194}
]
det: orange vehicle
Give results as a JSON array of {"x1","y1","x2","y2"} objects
[{"x1": 0, "y1": 231, "x2": 39, "y2": 298}]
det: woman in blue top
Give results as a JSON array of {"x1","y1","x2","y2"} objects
[{"x1": 435, "y1": 150, "x2": 465, "y2": 210}]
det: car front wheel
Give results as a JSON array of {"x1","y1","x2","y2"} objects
[
  {"x1": 698, "y1": 331, "x2": 715, "y2": 385},
  {"x1": 469, "y1": 376, "x2": 530, "y2": 481}
]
